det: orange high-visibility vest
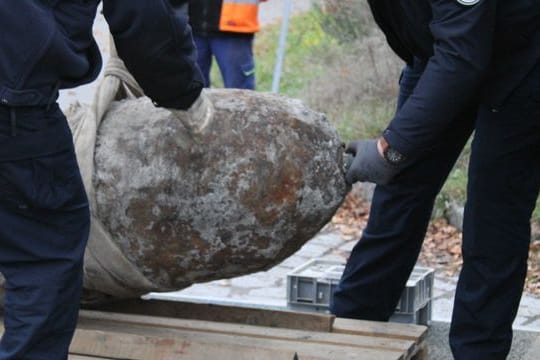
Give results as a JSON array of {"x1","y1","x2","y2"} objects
[{"x1": 219, "y1": 0, "x2": 261, "y2": 33}]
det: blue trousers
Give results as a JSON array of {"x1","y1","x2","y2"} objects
[
  {"x1": 331, "y1": 60, "x2": 540, "y2": 359},
  {"x1": 0, "y1": 104, "x2": 90, "y2": 359},
  {"x1": 194, "y1": 34, "x2": 256, "y2": 90}
]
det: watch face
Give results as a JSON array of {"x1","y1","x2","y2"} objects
[
  {"x1": 456, "y1": 0, "x2": 480, "y2": 5},
  {"x1": 385, "y1": 147, "x2": 405, "y2": 165}
]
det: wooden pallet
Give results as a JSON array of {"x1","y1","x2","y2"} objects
[{"x1": 64, "y1": 299, "x2": 427, "y2": 360}]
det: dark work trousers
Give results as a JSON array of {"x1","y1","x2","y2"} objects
[
  {"x1": 0, "y1": 104, "x2": 90, "y2": 359},
  {"x1": 331, "y1": 60, "x2": 540, "y2": 359},
  {"x1": 450, "y1": 62, "x2": 540, "y2": 358},
  {"x1": 193, "y1": 33, "x2": 256, "y2": 90}
]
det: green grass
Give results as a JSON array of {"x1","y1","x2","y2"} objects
[
  {"x1": 208, "y1": 11, "x2": 337, "y2": 96},
  {"x1": 254, "y1": 12, "x2": 338, "y2": 96},
  {"x1": 333, "y1": 99, "x2": 396, "y2": 142}
]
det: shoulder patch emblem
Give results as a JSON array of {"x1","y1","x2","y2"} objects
[{"x1": 456, "y1": 0, "x2": 480, "y2": 5}]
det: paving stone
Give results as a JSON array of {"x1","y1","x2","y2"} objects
[
  {"x1": 432, "y1": 288, "x2": 449, "y2": 298},
  {"x1": 292, "y1": 243, "x2": 330, "y2": 258},
  {"x1": 229, "y1": 270, "x2": 286, "y2": 288},
  {"x1": 523, "y1": 333, "x2": 540, "y2": 360},
  {"x1": 433, "y1": 284, "x2": 456, "y2": 299},
  {"x1": 264, "y1": 265, "x2": 295, "y2": 279},
  {"x1": 338, "y1": 240, "x2": 357, "y2": 253},
  {"x1": 277, "y1": 255, "x2": 312, "y2": 269},
  {"x1": 319, "y1": 254, "x2": 348, "y2": 263},
  {"x1": 432, "y1": 295, "x2": 455, "y2": 323},
  {"x1": 229, "y1": 286, "x2": 260, "y2": 297},
  {"x1": 166, "y1": 283, "x2": 231, "y2": 298},
  {"x1": 308, "y1": 232, "x2": 346, "y2": 248},
  {"x1": 215, "y1": 279, "x2": 232, "y2": 286},
  {"x1": 514, "y1": 295, "x2": 540, "y2": 330},
  {"x1": 434, "y1": 275, "x2": 458, "y2": 292},
  {"x1": 518, "y1": 296, "x2": 540, "y2": 316},
  {"x1": 249, "y1": 286, "x2": 287, "y2": 299}
]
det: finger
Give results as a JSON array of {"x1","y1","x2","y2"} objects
[
  {"x1": 345, "y1": 164, "x2": 359, "y2": 185},
  {"x1": 345, "y1": 169, "x2": 356, "y2": 185},
  {"x1": 345, "y1": 140, "x2": 360, "y2": 155}
]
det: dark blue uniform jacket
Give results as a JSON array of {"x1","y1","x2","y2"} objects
[
  {"x1": 368, "y1": 0, "x2": 540, "y2": 157},
  {"x1": 0, "y1": 0, "x2": 203, "y2": 110}
]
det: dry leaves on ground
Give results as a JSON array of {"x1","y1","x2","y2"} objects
[{"x1": 330, "y1": 191, "x2": 540, "y2": 297}]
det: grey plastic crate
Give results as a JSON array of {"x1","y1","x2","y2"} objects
[
  {"x1": 286, "y1": 259, "x2": 343, "y2": 312},
  {"x1": 390, "y1": 301, "x2": 432, "y2": 325},
  {"x1": 286, "y1": 259, "x2": 434, "y2": 325},
  {"x1": 395, "y1": 266, "x2": 434, "y2": 314}
]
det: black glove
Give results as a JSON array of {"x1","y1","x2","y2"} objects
[{"x1": 345, "y1": 139, "x2": 400, "y2": 185}]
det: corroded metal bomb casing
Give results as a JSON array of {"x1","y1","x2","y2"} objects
[{"x1": 86, "y1": 89, "x2": 348, "y2": 298}]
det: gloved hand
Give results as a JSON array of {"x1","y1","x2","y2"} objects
[
  {"x1": 168, "y1": 89, "x2": 213, "y2": 135},
  {"x1": 345, "y1": 139, "x2": 401, "y2": 185}
]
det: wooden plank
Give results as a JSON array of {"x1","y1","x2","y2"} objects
[
  {"x1": 79, "y1": 310, "x2": 416, "y2": 354},
  {"x1": 85, "y1": 298, "x2": 334, "y2": 332},
  {"x1": 411, "y1": 342, "x2": 427, "y2": 360},
  {"x1": 71, "y1": 317, "x2": 405, "y2": 360},
  {"x1": 81, "y1": 301, "x2": 427, "y2": 360},
  {"x1": 333, "y1": 317, "x2": 428, "y2": 341},
  {"x1": 85, "y1": 300, "x2": 427, "y2": 359},
  {"x1": 332, "y1": 317, "x2": 428, "y2": 360},
  {"x1": 0, "y1": 304, "x2": 426, "y2": 360}
]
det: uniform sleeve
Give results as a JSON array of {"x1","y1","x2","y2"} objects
[
  {"x1": 383, "y1": 0, "x2": 497, "y2": 157},
  {"x1": 102, "y1": 0, "x2": 203, "y2": 110}
]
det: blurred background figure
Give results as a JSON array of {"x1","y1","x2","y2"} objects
[{"x1": 186, "y1": 0, "x2": 267, "y2": 90}]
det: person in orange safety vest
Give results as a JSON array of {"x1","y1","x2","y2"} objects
[{"x1": 185, "y1": 0, "x2": 268, "y2": 89}]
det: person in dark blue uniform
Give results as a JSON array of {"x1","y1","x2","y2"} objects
[
  {"x1": 0, "y1": 1, "x2": 203, "y2": 358},
  {"x1": 331, "y1": 1, "x2": 540, "y2": 358}
]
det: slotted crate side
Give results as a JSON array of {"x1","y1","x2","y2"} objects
[
  {"x1": 390, "y1": 302, "x2": 432, "y2": 326},
  {"x1": 287, "y1": 277, "x2": 340, "y2": 308},
  {"x1": 395, "y1": 267, "x2": 434, "y2": 314},
  {"x1": 286, "y1": 259, "x2": 343, "y2": 311},
  {"x1": 287, "y1": 259, "x2": 434, "y2": 325}
]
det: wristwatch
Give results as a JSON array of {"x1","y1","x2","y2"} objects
[{"x1": 379, "y1": 137, "x2": 406, "y2": 166}]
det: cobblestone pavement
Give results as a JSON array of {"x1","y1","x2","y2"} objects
[{"x1": 150, "y1": 227, "x2": 540, "y2": 334}]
